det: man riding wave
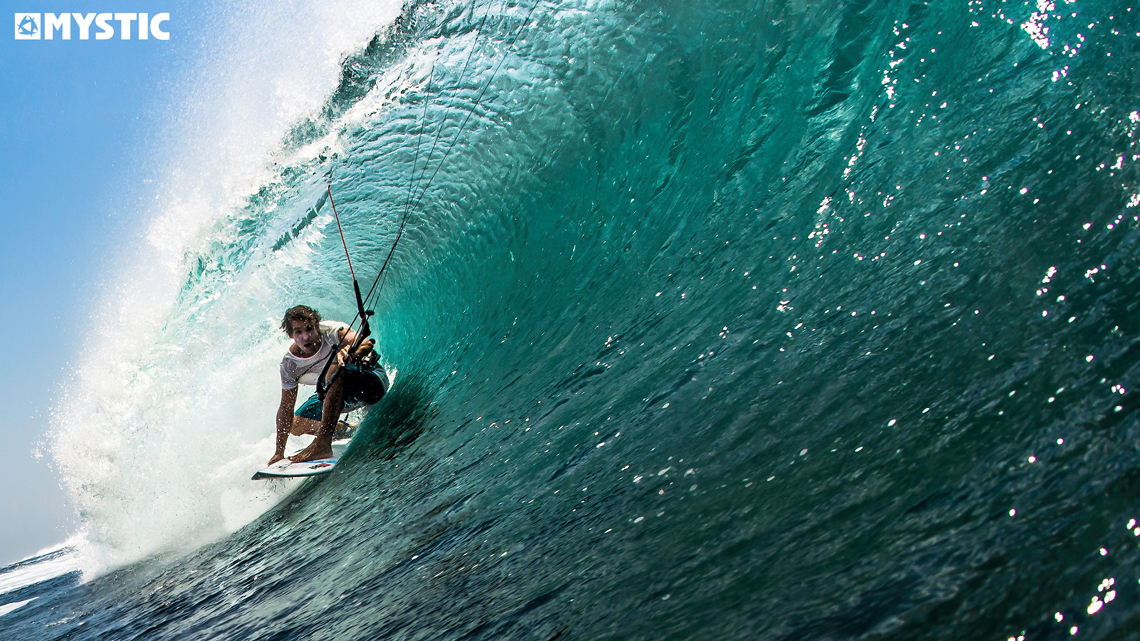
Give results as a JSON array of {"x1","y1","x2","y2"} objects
[{"x1": 269, "y1": 305, "x2": 388, "y2": 465}]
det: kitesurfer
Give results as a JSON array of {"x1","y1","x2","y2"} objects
[{"x1": 268, "y1": 304, "x2": 387, "y2": 465}]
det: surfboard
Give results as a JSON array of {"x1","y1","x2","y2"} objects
[
  {"x1": 251, "y1": 439, "x2": 351, "y2": 480},
  {"x1": 251, "y1": 368, "x2": 396, "y2": 480}
]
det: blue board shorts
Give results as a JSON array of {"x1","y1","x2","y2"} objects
[{"x1": 295, "y1": 365, "x2": 387, "y2": 421}]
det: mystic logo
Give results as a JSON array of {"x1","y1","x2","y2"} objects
[
  {"x1": 14, "y1": 13, "x2": 38, "y2": 39},
  {"x1": 14, "y1": 12, "x2": 170, "y2": 40}
]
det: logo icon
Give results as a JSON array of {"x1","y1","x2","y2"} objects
[{"x1": 14, "y1": 13, "x2": 40, "y2": 39}]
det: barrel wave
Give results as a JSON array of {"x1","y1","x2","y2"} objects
[{"x1": 12, "y1": 0, "x2": 1140, "y2": 639}]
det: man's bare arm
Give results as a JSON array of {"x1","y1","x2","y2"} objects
[
  {"x1": 327, "y1": 328, "x2": 374, "y2": 382},
  {"x1": 269, "y1": 387, "x2": 298, "y2": 466},
  {"x1": 336, "y1": 327, "x2": 357, "y2": 346}
]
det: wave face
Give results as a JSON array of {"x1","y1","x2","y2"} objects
[{"x1": 25, "y1": 0, "x2": 1140, "y2": 638}]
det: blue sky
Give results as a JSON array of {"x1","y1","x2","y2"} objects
[{"x1": 0, "y1": 1, "x2": 201, "y2": 565}]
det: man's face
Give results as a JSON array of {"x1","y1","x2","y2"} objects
[{"x1": 288, "y1": 319, "x2": 322, "y2": 357}]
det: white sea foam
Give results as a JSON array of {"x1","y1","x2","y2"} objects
[
  {"x1": 49, "y1": 0, "x2": 403, "y2": 578},
  {"x1": 0, "y1": 535, "x2": 83, "y2": 597},
  {"x1": 0, "y1": 599, "x2": 36, "y2": 618}
]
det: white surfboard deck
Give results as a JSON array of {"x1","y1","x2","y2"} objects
[
  {"x1": 251, "y1": 368, "x2": 396, "y2": 481},
  {"x1": 251, "y1": 439, "x2": 350, "y2": 479}
]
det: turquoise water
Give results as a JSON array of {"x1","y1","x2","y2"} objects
[{"x1": 9, "y1": 0, "x2": 1140, "y2": 638}]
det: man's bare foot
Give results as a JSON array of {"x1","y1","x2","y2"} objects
[{"x1": 289, "y1": 439, "x2": 334, "y2": 462}]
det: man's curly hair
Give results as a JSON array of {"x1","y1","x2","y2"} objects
[{"x1": 281, "y1": 305, "x2": 321, "y2": 335}]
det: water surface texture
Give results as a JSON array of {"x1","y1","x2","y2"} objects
[{"x1": 8, "y1": 0, "x2": 1140, "y2": 638}]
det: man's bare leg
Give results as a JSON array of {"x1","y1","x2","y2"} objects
[
  {"x1": 289, "y1": 374, "x2": 346, "y2": 462},
  {"x1": 290, "y1": 416, "x2": 320, "y2": 435},
  {"x1": 290, "y1": 416, "x2": 350, "y2": 437}
]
